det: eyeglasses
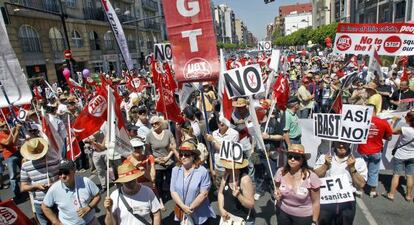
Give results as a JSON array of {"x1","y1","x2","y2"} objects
[
  {"x1": 151, "y1": 122, "x2": 160, "y2": 127},
  {"x1": 58, "y1": 170, "x2": 71, "y2": 176},
  {"x1": 287, "y1": 154, "x2": 302, "y2": 161},
  {"x1": 179, "y1": 152, "x2": 193, "y2": 158}
]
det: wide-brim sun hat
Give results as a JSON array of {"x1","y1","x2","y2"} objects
[
  {"x1": 21, "y1": 137, "x2": 49, "y2": 160},
  {"x1": 285, "y1": 144, "x2": 311, "y2": 160},
  {"x1": 232, "y1": 98, "x2": 248, "y2": 107},
  {"x1": 115, "y1": 161, "x2": 145, "y2": 183},
  {"x1": 179, "y1": 141, "x2": 201, "y2": 156},
  {"x1": 220, "y1": 159, "x2": 249, "y2": 170}
]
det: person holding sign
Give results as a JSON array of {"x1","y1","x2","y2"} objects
[
  {"x1": 383, "y1": 111, "x2": 414, "y2": 202},
  {"x1": 170, "y1": 142, "x2": 216, "y2": 225},
  {"x1": 314, "y1": 142, "x2": 367, "y2": 225},
  {"x1": 357, "y1": 104, "x2": 392, "y2": 198},
  {"x1": 218, "y1": 158, "x2": 255, "y2": 225},
  {"x1": 274, "y1": 144, "x2": 320, "y2": 225}
]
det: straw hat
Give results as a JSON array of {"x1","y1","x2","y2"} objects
[
  {"x1": 130, "y1": 138, "x2": 144, "y2": 148},
  {"x1": 66, "y1": 95, "x2": 77, "y2": 103},
  {"x1": 232, "y1": 98, "x2": 249, "y2": 107},
  {"x1": 179, "y1": 142, "x2": 201, "y2": 156},
  {"x1": 220, "y1": 159, "x2": 249, "y2": 170},
  {"x1": 0, "y1": 120, "x2": 6, "y2": 127},
  {"x1": 20, "y1": 138, "x2": 49, "y2": 160},
  {"x1": 115, "y1": 161, "x2": 145, "y2": 183},
  {"x1": 285, "y1": 144, "x2": 311, "y2": 160}
]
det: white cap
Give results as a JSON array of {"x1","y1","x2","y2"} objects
[{"x1": 130, "y1": 138, "x2": 144, "y2": 147}]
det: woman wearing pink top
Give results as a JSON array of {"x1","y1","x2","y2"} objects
[{"x1": 274, "y1": 144, "x2": 321, "y2": 225}]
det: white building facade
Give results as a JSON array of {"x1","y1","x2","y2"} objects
[{"x1": 284, "y1": 12, "x2": 312, "y2": 35}]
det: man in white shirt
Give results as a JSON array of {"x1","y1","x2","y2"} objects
[{"x1": 104, "y1": 161, "x2": 161, "y2": 225}]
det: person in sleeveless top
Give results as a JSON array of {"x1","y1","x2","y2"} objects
[
  {"x1": 274, "y1": 144, "x2": 321, "y2": 225},
  {"x1": 383, "y1": 111, "x2": 414, "y2": 202},
  {"x1": 218, "y1": 158, "x2": 255, "y2": 225}
]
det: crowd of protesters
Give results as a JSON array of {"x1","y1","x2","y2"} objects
[{"x1": 0, "y1": 48, "x2": 413, "y2": 225}]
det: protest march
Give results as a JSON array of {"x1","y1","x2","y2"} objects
[{"x1": 0, "y1": 0, "x2": 414, "y2": 225}]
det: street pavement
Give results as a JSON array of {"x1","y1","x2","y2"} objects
[{"x1": 1, "y1": 170, "x2": 413, "y2": 225}]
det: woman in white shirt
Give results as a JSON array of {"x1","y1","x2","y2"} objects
[{"x1": 383, "y1": 111, "x2": 414, "y2": 202}]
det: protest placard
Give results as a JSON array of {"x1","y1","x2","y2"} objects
[
  {"x1": 18, "y1": 108, "x2": 28, "y2": 122},
  {"x1": 162, "y1": 0, "x2": 219, "y2": 82},
  {"x1": 333, "y1": 23, "x2": 414, "y2": 56},
  {"x1": 320, "y1": 174, "x2": 355, "y2": 204},
  {"x1": 258, "y1": 41, "x2": 272, "y2": 51},
  {"x1": 219, "y1": 140, "x2": 243, "y2": 163},
  {"x1": 313, "y1": 113, "x2": 341, "y2": 141},
  {"x1": 340, "y1": 104, "x2": 373, "y2": 144},
  {"x1": 268, "y1": 49, "x2": 280, "y2": 71},
  {"x1": 223, "y1": 64, "x2": 264, "y2": 98},
  {"x1": 154, "y1": 43, "x2": 173, "y2": 62}
]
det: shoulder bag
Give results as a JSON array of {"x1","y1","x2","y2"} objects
[
  {"x1": 174, "y1": 169, "x2": 194, "y2": 222},
  {"x1": 392, "y1": 137, "x2": 414, "y2": 156},
  {"x1": 118, "y1": 187, "x2": 151, "y2": 225}
]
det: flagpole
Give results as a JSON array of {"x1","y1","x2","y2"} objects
[
  {"x1": 106, "y1": 85, "x2": 111, "y2": 198},
  {"x1": 264, "y1": 100, "x2": 276, "y2": 133},
  {"x1": 31, "y1": 102, "x2": 42, "y2": 126}
]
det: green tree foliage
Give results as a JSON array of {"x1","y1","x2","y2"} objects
[
  {"x1": 217, "y1": 42, "x2": 249, "y2": 49},
  {"x1": 273, "y1": 23, "x2": 338, "y2": 47}
]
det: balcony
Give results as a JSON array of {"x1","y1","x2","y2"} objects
[
  {"x1": 83, "y1": 7, "x2": 106, "y2": 21},
  {"x1": 11, "y1": 0, "x2": 59, "y2": 13},
  {"x1": 143, "y1": 21, "x2": 160, "y2": 30},
  {"x1": 142, "y1": 0, "x2": 158, "y2": 11}
]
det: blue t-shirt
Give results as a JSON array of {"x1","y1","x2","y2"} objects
[{"x1": 43, "y1": 176, "x2": 99, "y2": 225}]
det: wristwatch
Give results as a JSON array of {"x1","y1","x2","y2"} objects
[{"x1": 311, "y1": 221, "x2": 318, "y2": 225}]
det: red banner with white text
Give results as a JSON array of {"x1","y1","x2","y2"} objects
[
  {"x1": 162, "y1": 0, "x2": 219, "y2": 83},
  {"x1": 333, "y1": 23, "x2": 414, "y2": 56}
]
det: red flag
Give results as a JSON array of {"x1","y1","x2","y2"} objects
[
  {"x1": 0, "y1": 199, "x2": 35, "y2": 225},
  {"x1": 33, "y1": 86, "x2": 42, "y2": 101},
  {"x1": 350, "y1": 55, "x2": 358, "y2": 67},
  {"x1": 42, "y1": 111, "x2": 64, "y2": 155},
  {"x1": 164, "y1": 62, "x2": 177, "y2": 91},
  {"x1": 66, "y1": 122, "x2": 81, "y2": 160},
  {"x1": 400, "y1": 56, "x2": 409, "y2": 81},
  {"x1": 272, "y1": 74, "x2": 290, "y2": 111},
  {"x1": 218, "y1": 52, "x2": 233, "y2": 125},
  {"x1": 64, "y1": 76, "x2": 86, "y2": 93},
  {"x1": 331, "y1": 94, "x2": 343, "y2": 114},
  {"x1": 72, "y1": 87, "x2": 108, "y2": 140}
]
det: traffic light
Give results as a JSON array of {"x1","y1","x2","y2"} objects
[{"x1": 264, "y1": 0, "x2": 275, "y2": 4}]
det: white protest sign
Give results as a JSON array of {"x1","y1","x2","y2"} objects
[
  {"x1": 223, "y1": 64, "x2": 264, "y2": 99},
  {"x1": 18, "y1": 109, "x2": 28, "y2": 121},
  {"x1": 340, "y1": 104, "x2": 373, "y2": 144},
  {"x1": 145, "y1": 55, "x2": 152, "y2": 65},
  {"x1": 76, "y1": 72, "x2": 83, "y2": 86},
  {"x1": 313, "y1": 113, "x2": 341, "y2": 141},
  {"x1": 268, "y1": 49, "x2": 280, "y2": 71},
  {"x1": 219, "y1": 140, "x2": 243, "y2": 163},
  {"x1": 154, "y1": 43, "x2": 173, "y2": 62},
  {"x1": 320, "y1": 174, "x2": 355, "y2": 204},
  {"x1": 258, "y1": 41, "x2": 272, "y2": 51}
]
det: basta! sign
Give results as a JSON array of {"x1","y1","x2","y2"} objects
[
  {"x1": 162, "y1": 0, "x2": 219, "y2": 83},
  {"x1": 223, "y1": 64, "x2": 264, "y2": 99},
  {"x1": 333, "y1": 23, "x2": 414, "y2": 56}
]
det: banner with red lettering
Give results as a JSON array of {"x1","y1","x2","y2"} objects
[
  {"x1": 333, "y1": 23, "x2": 414, "y2": 56},
  {"x1": 0, "y1": 199, "x2": 34, "y2": 225},
  {"x1": 162, "y1": 0, "x2": 219, "y2": 83}
]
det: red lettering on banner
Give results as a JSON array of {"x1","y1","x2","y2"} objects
[
  {"x1": 360, "y1": 36, "x2": 373, "y2": 44},
  {"x1": 162, "y1": 0, "x2": 219, "y2": 83}
]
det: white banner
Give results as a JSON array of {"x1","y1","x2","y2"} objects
[
  {"x1": 223, "y1": 64, "x2": 264, "y2": 99},
  {"x1": 101, "y1": 0, "x2": 134, "y2": 71},
  {"x1": 313, "y1": 113, "x2": 341, "y2": 141},
  {"x1": 333, "y1": 23, "x2": 414, "y2": 56},
  {"x1": 320, "y1": 174, "x2": 355, "y2": 204},
  {"x1": 0, "y1": 14, "x2": 32, "y2": 108}
]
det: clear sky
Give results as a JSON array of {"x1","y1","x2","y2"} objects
[{"x1": 212, "y1": 0, "x2": 311, "y2": 40}]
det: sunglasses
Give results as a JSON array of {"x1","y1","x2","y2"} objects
[
  {"x1": 179, "y1": 152, "x2": 193, "y2": 158},
  {"x1": 58, "y1": 170, "x2": 71, "y2": 176},
  {"x1": 151, "y1": 122, "x2": 160, "y2": 127},
  {"x1": 287, "y1": 154, "x2": 302, "y2": 161}
]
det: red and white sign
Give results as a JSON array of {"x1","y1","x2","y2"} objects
[
  {"x1": 162, "y1": 0, "x2": 219, "y2": 83},
  {"x1": 333, "y1": 23, "x2": 414, "y2": 56}
]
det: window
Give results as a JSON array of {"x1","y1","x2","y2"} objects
[
  {"x1": 89, "y1": 31, "x2": 100, "y2": 50},
  {"x1": 49, "y1": 27, "x2": 66, "y2": 52},
  {"x1": 71, "y1": 30, "x2": 83, "y2": 48},
  {"x1": 127, "y1": 34, "x2": 135, "y2": 50},
  {"x1": 18, "y1": 25, "x2": 41, "y2": 52},
  {"x1": 65, "y1": 0, "x2": 77, "y2": 8},
  {"x1": 395, "y1": 1, "x2": 406, "y2": 22},
  {"x1": 104, "y1": 31, "x2": 115, "y2": 50}
]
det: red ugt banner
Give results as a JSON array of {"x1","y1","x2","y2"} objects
[
  {"x1": 0, "y1": 199, "x2": 34, "y2": 225},
  {"x1": 162, "y1": 0, "x2": 219, "y2": 83}
]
